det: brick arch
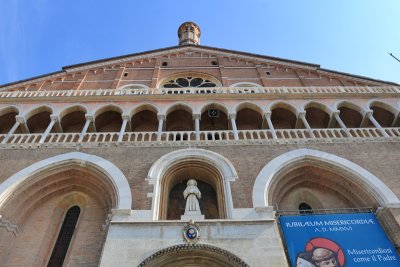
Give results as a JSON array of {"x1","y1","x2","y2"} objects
[
  {"x1": 0, "y1": 152, "x2": 132, "y2": 212},
  {"x1": 147, "y1": 148, "x2": 238, "y2": 220},
  {"x1": 157, "y1": 72, "x2": 222, "y2": 88},
  {"x1": 252, "y1": 149, "x2": 400, "y2": 208}
]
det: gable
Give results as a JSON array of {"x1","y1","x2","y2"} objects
[{"x1": 0, "y1": 45, "x2": 396, "y2": 92}]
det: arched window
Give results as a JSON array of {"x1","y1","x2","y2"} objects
[
  {"x1": 299, "y1": 202, "x2": 313, "y2": 215},
  {"x1": 162, "y1": 76, "x2": 217, "y2": 88},
  {"x1": 47, "y1": 206, "x2": 81, "y2": 267}
]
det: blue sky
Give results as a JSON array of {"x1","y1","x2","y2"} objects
[{"x1": 0, "y1": 0, "x2": 399, "y2": 85}]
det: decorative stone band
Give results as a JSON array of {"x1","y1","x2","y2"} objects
[
  {"x1": 0, "y1": 215, "x2": 19, "y2": 236},
  {"x1": 137, "y1": 243, "x2": 250, "y2": 267}
]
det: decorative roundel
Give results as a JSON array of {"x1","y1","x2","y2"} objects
[
  {"x1": 183, "y1": 220, "x2": 201, "y2": 243},
  {"x1": 186, "y1": 227, "x2": 198, "y2": 239}
]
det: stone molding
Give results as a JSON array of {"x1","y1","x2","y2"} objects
[
  {"x1": 252, "y1": 148, "x2": 400, "y2": 208},
  {"x1": 137, "y1": 243, "x2": 250, "y2": 267},
  {"x1": 0, "y1": 152, "x2": 132, "y2": 212}
]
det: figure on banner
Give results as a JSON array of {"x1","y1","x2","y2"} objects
[{"x1": 296, "y1": 238, "x2": 345, "y2": 267}]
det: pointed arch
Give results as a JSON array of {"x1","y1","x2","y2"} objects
[
  {"x1": 0, "y1": 152, "x2": 131, "y2": 212},
  {"x1": 252, "y1": 149, "x2": 400, "y2": 208}
]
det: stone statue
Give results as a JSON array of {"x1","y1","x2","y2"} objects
[{"x1": 181, "y1": 179, "x2": 204, "y2": 220}]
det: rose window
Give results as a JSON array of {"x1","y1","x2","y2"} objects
[{"x1": 162, "y1": 77, "x2": 217, "y2": 88}]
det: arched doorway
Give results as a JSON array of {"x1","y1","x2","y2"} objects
[
  {"x1": 0, "y1": 152, "x2": 131, "y2": 266},
  {"x1": 138, "y1": 244, "x2": 249, "y2": 267}
]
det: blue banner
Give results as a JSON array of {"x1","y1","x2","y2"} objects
[{"x1": 279, "y1": 213, "x2": 400, "y2": 267}]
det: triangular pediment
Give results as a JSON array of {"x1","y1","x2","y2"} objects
[{"x1": 0, "y1": 45, "x2": 396, "y2": 91}]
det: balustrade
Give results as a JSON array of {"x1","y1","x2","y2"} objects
[
  {"x1": 1, "y1": 86, "x2": 399, "y2": 100},
  {"x1": 0, "y1": 127, "x2": 398, "y2": 146}
]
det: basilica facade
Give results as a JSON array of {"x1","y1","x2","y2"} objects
[{"x1": 0, "y1": 22, "x2": 399, "y2": 266}]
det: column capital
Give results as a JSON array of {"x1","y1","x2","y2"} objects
[
  {"x1": 263, "y1": 112, "x2": 272, "y2": 119},
  {"x1": 157, "y1": 114, "x2": 166, "y2": 121},
  {"x1": 50, "y1": 114, "x2": 59, "y2": 122},
  {"x1": 228, "y1": 113, "x2": 236, "y2": 120},
  {"x1": 365, "y1": 110, "x2": 373, "y2": 117},
  {"x1": 121, "y1": 114, "x2": 131, "y2": 121},
  {"x1": 15, "y1": 115, "x2": 26, "y2": 124},
  {"x1": 297, "y1": 111, "x2": 306, "y2": 118},
  {"x1": 192, "y1": 113, "x2": 201, "y2": 120},
  {"x1": 85, "y1": 115, "x2": 95, "y2": 122}
]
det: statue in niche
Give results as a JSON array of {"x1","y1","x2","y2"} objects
[{"x1": 181, "y1": 179, "x2": 204, "y2": 220}]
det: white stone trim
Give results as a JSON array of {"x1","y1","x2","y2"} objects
[
  {"x1": 0, "y1": 152, "x2": 132, "y2": 212},
  {"x1": 252, "y1": 148, "x2": 400, "y2": 208},
  {"x1": 147, "y1": 148, "x2": 238, "y2": 220}
]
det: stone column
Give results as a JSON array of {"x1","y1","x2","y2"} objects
[
  {"x1": 39, "y1": 115, "x2": 59, "y2": 143},
  {"x1": 118, "y1": 115, "x2": 130, "y2": 142},
  {"x1": 366, "y1": 111, "x2": 389, "y2": 137},
  {"x1": 264, "y1": 112, "x2": 277, "y2": 139},
  {"x1": 332, "y1": 111, "x2": 352, "y2": 137},
  {"x1": 78, "y1": 115, "x2": 94, "y2": 142},
  {"x1": 229, "y1": 113, "x2": 239, "y2": 140},
  {"x1": 193, "y1": 113, "x2": 201, "y2": 141},
  {"x1": 1, "y1": 117, "x2": 23, "y2": 144},
  {"x1": 157, "y1": 114, "x2": 165, "y2": 141},
  {"x1": 298, "y1": 112, "x2": 315, "y2": 138}
]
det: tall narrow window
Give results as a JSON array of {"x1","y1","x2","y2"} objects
[{"x1": 47, "y1": 206, "x2": 80, "y2": 267}]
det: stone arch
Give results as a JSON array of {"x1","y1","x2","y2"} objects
[
  {"x1": 130, "y1": 103, "x2": 160, "y2": 117},
  {"x1": 0, "y1": 106, "x2": 21, "y2": 134},
  {"x1": 335, "y1": 100, "x2": 366, "y2": 115},
  {"x1": 58, "y1": 104, "x2": 89, "y2": 133},
  {"x1": 147, "y1": 148, "x2": 238, "y2": 220},
  {"x1": 303, "y1": 101, "x2": 332, "y2": 129},
  {"x1": 164, "y1": 102, "x2": 193, "y2": 115},
  {"x1": 93, "y1": 104, "x2": 124, "y2": 119},
  {"x1": 58, "y1": 104, "x2": 89, "y2": 120},
  {"x1": 252, "y1": 149, "x2": 400, "y2": 208},
  {"x1": 199, "y1": 102, "x2": 230, "y2": 131},
  {"x1": 138, "y1": 244, "x2": 249, "y2": 267},
  {"x1": 268, "y1": 101, "x2": 299, "y2": 115},
  {"x1": 199, "y1": 102, "x2": 230, "y2": 115},
  {"x1": 0, "y1": 105, "x2": 21, "y2": 117},
  {"x1": 130, "y1": 103, "x2": 159, "y2": 132},
  {"x1": 235, "y1": 102, "x2": 264, "y2": 130},
  {"x1": 23, "y1": 104, "x2": 55, "y2": 120},
  {"x1": 24, "y1": 105, "x2": 55, "y2": 133},
  {"x1": 368, "y1": 100, "x2": 398, "y2": 127},
  {"x1": 268, "y1": 101, "x2": 298, "y2": 129},
  {"x1": 0, "y1": 152, "x2": 132, "y2": 212},
  {"x1": 303, "y1": 101, "x2": 333, "y2": 116}
]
